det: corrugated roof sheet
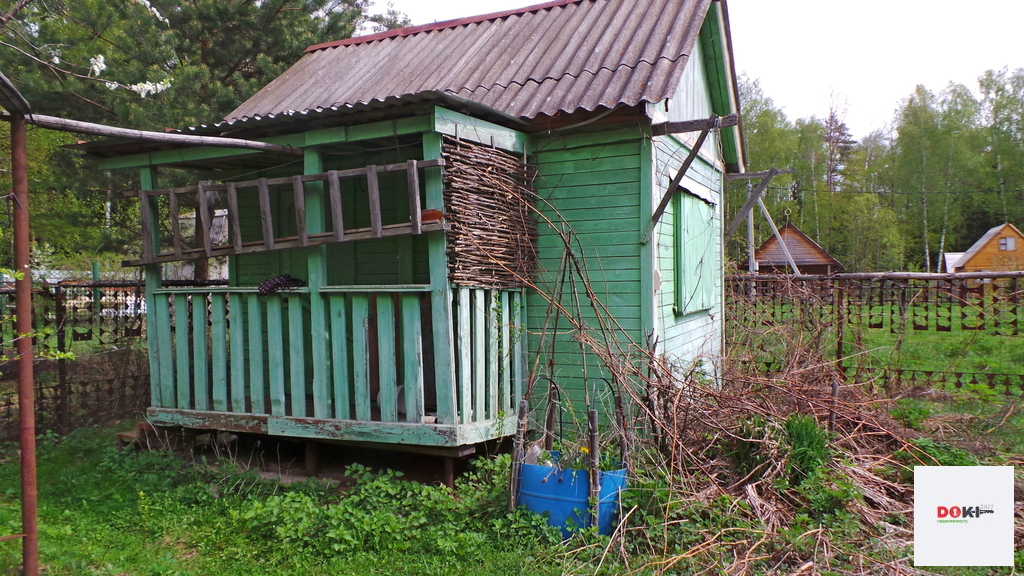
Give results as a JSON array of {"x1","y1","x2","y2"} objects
[{"x1": 227, "y1": 0, "x2": 711, "y2": 123}]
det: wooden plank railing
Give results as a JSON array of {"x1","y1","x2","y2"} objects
[
  {"x1": 129, "y1": 159, "x2": 445, "y2": 266},
  {"x1": 148, "y1": 285, "x2": 524, "y2": 430},
  {"x1": 451, "y1": 287, "x2": 525, "y2": 425}
]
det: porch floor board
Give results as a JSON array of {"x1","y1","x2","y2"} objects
[{"x1": 147, "y1": 407, "x2": 517, "y2": 448}]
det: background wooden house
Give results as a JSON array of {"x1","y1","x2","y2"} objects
[
  {"x1": 745, "y1": 223, "x2": 843, "y2": 275},
  {"x1": 84, "y1": 0, "x2": 745, "y2": 458},
  {"x1": 942, "y1": 222, "x2": 1024, "y2": 273}
]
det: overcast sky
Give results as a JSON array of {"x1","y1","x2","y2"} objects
[{"x1": 368, "y1": 0, "x2": 1024, "y2": 139}]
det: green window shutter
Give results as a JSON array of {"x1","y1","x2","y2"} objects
[{"x1": 674, "y1": 191, "x2": 715, "y2": 316}]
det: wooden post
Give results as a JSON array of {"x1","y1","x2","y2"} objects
[
  {"x1": 423, "y1": 133, "x2": 458, "y2": 425},
  {"x1": 140, "y1": 167, "x2": 166, "y2": 409},
  {"x1": 304, "y1": 147, "x2": 331, "y2": 419}
]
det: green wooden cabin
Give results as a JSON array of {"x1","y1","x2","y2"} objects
[{"x1": 86, "y1": 0, "x2": 745, "y2": 455}]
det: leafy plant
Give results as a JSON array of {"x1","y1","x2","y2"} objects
[
  {"x1": 895, "y1": 437, "x2": 979, "y2": 467},
  {"x1": 890, "y1": 398, "x2": 931, "y2": 430},
  {"x1": 783, "y1": 414, "x2": 831, "y2": 486}
]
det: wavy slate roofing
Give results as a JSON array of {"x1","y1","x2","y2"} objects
[{"x1": 226, "y1": 0, "x2": 712, "y2": 123}]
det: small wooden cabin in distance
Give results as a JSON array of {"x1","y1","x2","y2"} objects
[
  {"x1": 941, "y1": 222, "x2": 1024, "y2": 273},
  {"x1": 84, "y1": 0, "x2": 745, "y2": 465},
  {"x1": 745, "y1": 223, "x2": 844, "y2": 275}
]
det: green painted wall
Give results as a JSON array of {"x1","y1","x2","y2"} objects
[
  {"x1": 526, "y1": 126, "x2": 646, "y2": 412},
  {"x1": 652, "y1": 44, "x2": 727, "y2": 373}
]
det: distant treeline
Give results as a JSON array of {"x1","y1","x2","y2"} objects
[{"x1": 729, "y1": 69, "x2": 1024, "y2": 273}]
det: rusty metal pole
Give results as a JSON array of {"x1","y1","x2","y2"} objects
[{"x1": 12, "y1": 111, "x2": 39, "y2": 576}]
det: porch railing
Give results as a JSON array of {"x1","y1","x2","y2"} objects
[{"x1": 148, "y1": 285, "x2": 524, "y2": 431}]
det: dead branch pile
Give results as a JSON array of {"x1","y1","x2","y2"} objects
[{"x1": 442, "y1": 136, "x2": 537, "y2": 288}]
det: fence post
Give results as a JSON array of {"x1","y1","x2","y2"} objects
[
  {"x1": 55, "y1": 284, "x2": 69, "y2": 433},
  {"x1": 835, "y1": 278, "x2": 845, "y2": 373}
]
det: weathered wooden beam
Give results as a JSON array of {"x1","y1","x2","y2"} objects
[
  {"x1": 407, "y1": 160, "x2": 422, "y2": 235},
  {"x1": 123, "y1": 158, "x2": 445, "y2": 197},
  {"x1": 168, "y1": 190, "x2": 183, "y2": 259},
  {"x1": 257, "y1": 178, "x2": 275, "y2": 251},
  {"x1": 725, "y1": 168, "x2": 795, "y2": 181},
  {"x1": 197, "y1": 182, "x2": 213, "y2": 258},
  {"x1": 367, "y1": 165, "x2": 382, "y2": 238},
  {"x1": 650, "y1": 112, "x2": 739, "y2": 136},
  {"x1": 1, "y1": 111, "x2": 302, "y2": 155},
  {"x1": 641, "y1": 115, "x2": 717, "y2": 244},
  {"x1": 757, "y1": 197, "x2": 800, "y2": 274},
  {"x1": 122, "y1": 220, "x2": 447, "y2": 266},
  {"x1": 433, "y1": 106, "x2": 529, "y2": 154},
  {"x1": 139, "y1": 190, "x2": 155, "y2": 261},
  {"x1": 327, "y1": 171, "x2": 345, "y2": 242},
  {"x1": 226, "y1": 183, "x2": 243, "y2": 254},
  {"x1": 292, "y1": 175, "x2": 308, "y2": 247},
  {"x1": 724, "y1": 168, "x2": 778, "y2": 241}
]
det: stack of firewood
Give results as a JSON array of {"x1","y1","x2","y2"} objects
[{"x1": 442, "y1": 136, "x2": 537, "y2": 288}]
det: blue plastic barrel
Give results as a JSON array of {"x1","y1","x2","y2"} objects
[{"x1": 518, "y1": 463, "x2": 627, "y2": 538}]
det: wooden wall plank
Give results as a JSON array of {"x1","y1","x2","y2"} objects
[
  {"x1": 351, "y1": 294, "x2": 371, "y2": 421},
  {"x1": 192, "y1": 293, "x2": 209, "y2": 411},
  {"x1": 246, "y1": 294, "x2": 265, "y2": 414},
  {"x1": 329, "y1": 295, "x2": 351, "y2": 420},
  {"x1": 174, "y1": 293, "x2": 190, "y2": 409},
  {"x1": 401, "y1": 294, "x2": 425, "y2": 423},
  {"x1": 457, "y1": 287, "x2": 472, "y2": 424},
  {"x1": 486, "y1": 289, "x2": 498, "y2": 420},
  {"x1": 266, "y1": 295, "x2": 286, "y2": 416},
  {"x1": 287, "y1": 295, "x2": 306, "y2": 417},
  {"x1": 499, "y1": 290, "x2": 511, "y2": 414},
  {"x1": 155, "y1": 292, "x2": 175, "y2": 408},
  {"x1": 210, "y1": 294, "x2": 228, "y2": 411},
  {"x1": 512, "y1": 291, "x2": 524, "y2": 403},
  {"x1": 472, "y1": 289, "x2": 486, "y2": 423},
  {"x1": 377, "y1": 296, "x2": 398, "y2": 422},
  {"x1": 229, "y1": 293, "x2": 247, "y2": 413}
]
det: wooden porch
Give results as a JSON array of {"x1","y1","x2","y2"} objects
[{"x1": 146, "y1": 284, "x2": 524, "y2": 447}]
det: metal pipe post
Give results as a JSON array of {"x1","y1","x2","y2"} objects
[{"x1": 12, "y1": 111, "x2": 39, "y2": 575}]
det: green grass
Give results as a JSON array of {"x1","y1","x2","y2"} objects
[
  {"x1": 851, "y1": 327, "x2": 1024, "y2": 376},
  {"x1": 1, "y1": 406, "x2": 1019, "y2": 575},
  {"x1": 0, "y1": 428, "x2": 565, "y2": 576}
]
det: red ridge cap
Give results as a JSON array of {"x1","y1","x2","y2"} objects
[{"x1": 305, "y1": 0, "x2": 585, "y2": 53}]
